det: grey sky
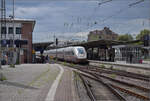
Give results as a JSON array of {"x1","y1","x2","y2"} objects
[{"x1": 6, "y1": 0, "x2": 150, "y2": 42}]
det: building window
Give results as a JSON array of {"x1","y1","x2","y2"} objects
[
  {"x1": 16, "y1": 27, "x2": 21, "y2": 34},
  {"x1": 1, "y1": 27, "x2": 7, "y2": 34},
  {"x1": 8, "y1": 27, "x2": 13, "y2": 34}
]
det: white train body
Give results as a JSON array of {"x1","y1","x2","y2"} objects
[{"x1": 44, "y1": 46, "x2": 88, "y2": 63}]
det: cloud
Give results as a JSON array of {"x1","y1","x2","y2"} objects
[
  {"x1": 74, "y1": 31, "x2": 89, "y2": 38},
  {"x1": 6, "y1": 0, "x2": 150, "y2": 43},
  {"x1": 15, "y1": 5, "x2": 67, "y2": 18}
]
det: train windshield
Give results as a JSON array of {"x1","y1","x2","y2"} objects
[{"x1": 77, "y1": 48, "x2": 84, "y2": 54}]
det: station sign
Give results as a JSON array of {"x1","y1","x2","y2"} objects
[{"x1": 32, "y1": 50, "x2": 35, "y2": 54}]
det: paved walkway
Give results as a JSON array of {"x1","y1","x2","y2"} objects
[
  {"x1": 45, "y1": 64, "x2": 64, "y2": 101},
  {"x1": 0, "y1": 64, "x2": 79, "y2": 101},
  {"x1": 54, "y1": 65, "x2": 79, "y2": 101},
  {"x1": 0, "y1": 64, "x2": 60, "y2": 101},
  {"x1": 89, "y1": 60, "x2": 150, "y2": 70}
]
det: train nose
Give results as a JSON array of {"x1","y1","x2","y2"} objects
[
  {"x1": 79, "y1": 54, "x2": 84, "y2": 57},
  {"x1": 78, "y1": 54, "x2": 86, "y2": 59}
]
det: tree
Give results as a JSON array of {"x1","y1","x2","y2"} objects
[
  {"x1": 117, "y1": 34, "x2": 133, "y2": 41},
  {"x1": 136, "y1": 29, "x2": 150, "y2": 40}
]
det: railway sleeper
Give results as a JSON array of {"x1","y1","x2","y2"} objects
[
  {"x1": 77, "y1": 71, "x2": 128, "y2": 101},
  {"x1": 110, "y1": 84, "x2": 150, "y2": 101}
]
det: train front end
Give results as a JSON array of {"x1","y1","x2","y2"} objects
[{"x1": 74, "y1": 47, "x2": 88, "y2": 64}]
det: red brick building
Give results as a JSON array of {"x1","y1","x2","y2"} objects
[
  {"x1": 0, "y1": 18, "x2": 36, "y2": 64},
  {"x1": 21, "y1": 19, "x2": 36, "y2": 63}
]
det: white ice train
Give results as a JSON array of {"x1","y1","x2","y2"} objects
[{"x1": 44, "y1": 46, "x2": 88, "y2": 63}]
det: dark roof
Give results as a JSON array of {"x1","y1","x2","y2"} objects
[
  {"x1": 71, "y1": 39, "x2": 141, "y2": 49},
  {"x1": 43, "y1": 40, "x2": 141, "y2": 50},
  {"x1": 33, "y1": 42, "x2": 53, "y2": 51}
]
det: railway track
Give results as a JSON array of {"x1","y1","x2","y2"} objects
[
  {"x1": 78, "y1": 73, "x2": 96, "y2": 101},
  {"x1": 79, "y1": 64, "x2": 150, "y2": 81},
  {"x1": 60, "y1": 62, "x2": 150, "y2": 101},
  {"x1": 80, "y1": 69, "x2": 150, "y2": 91},
  {"x1": 62, "y1": 62, "x2": 150, "y2": 82},
  {"x1": 76, "y1": 72, "x2": 125, "y2": 101},
  {"x1": 77, "y1": 71, "x2": 150, "y2": 101}
]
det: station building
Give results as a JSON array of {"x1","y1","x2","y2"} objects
[
  {"x1": 0, "y1": 18, "x2": 36, "y2": 64},
  {"x1": 88, "y1": 27, "x2": 118, "y2": 42}
]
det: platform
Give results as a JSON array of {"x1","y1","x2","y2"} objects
[
  {"x1": 89, "y1": 60, "x2": 150, "y2": 70},
  {"x1": 0, "y1": 64, "x2": 79, "y2": 101}
]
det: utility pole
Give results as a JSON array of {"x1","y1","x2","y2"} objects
[
  {"x1": 0, "y1": 0, "x2": 6, "y2": 68},
  {"x1": 11, "y1": 0, "x2": 15, "y2": 66},
  {"x1": 56, "y1": 38, "x2": 58, "y2": 60}
]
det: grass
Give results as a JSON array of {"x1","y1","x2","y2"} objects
[
  {"x1": 17, "y1": 90, "x2": 22, "y2": 95},
  {"x1": 62, "y1": 62, "x2": 67, "y2": 66},
  {"x1": 144, "y1": 59, "x2": 150, "y2": 61},
  {"x1": 113, "y1": 68, "x2": 121, "y2": 71},
  {"x1": 0, "y1": 73, "x2": 7, "y2": 81},
  {"x1": 99, "y1": 64, "x2": 106, "y2": 69},
  {"x1": 9, "y1": 64, "x2": 15, "y2": 68},
  {"x1": 110, "y1": 65, "x2": 113, "y2": 70},
  {"x1": 29, "y1": 68, "x2": 50, "y2": 86},
  {"x1": 17, "y1": 66, "x2": 59, "y2": 95},
  {"x1": 137, "y1": 71, "x2": 141, "y2": 74},
  {"x1": 110, "y1": 74, "x2": 116, "y2": 79},
  {"x1": 73, "y1": 71, "x2": 81, "y2": 82},
  {"x1": 70, "y1": 63, "x2": 75, "y2": 67}
]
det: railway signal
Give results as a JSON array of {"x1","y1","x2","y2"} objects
[{"x1": 56, "y1": 38, "x2": 58, "y2": 46}]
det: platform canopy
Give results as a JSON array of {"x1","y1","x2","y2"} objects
[
  {"x1": 71, "y1": 39, "x2": 141, "y2": 49},
  {"x1": 33, "y1": 41, "x2": 53, "y2": 51}
]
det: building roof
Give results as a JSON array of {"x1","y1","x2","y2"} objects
[
  {"x1": 0, "y1": 18, "x2": 35, "y2": 23},
  {"x1": 0, "y1": 18, "x2": 36, "y2": 32},
  {"x1": 33, "y1": 42, "x2": 53, "y2": 51},
  {"x1": 89, "y1": 27, "x2": 118, "y2": 35},
  {"x1": 71, "y1": 39, "x2": 141, "y2": 49}
]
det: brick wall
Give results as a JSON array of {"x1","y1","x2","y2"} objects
[{"x1": 21, "y1": 23, "x2": 33, "y2": 63}]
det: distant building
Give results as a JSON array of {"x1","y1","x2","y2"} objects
[
  {"x1": 88, "y1": 27, "x2": 118, "y2": 41},
  {"x1": 0, "y1": 18, "x2": 36, "y2": 64}
]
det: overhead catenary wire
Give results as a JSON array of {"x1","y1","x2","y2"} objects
[
  {"x1": 89, "y1": 0, "x2": 145, "y2": 30},
  {"x1": 61, "y1": 0, "x2": 145, "y2": 41},
  {"x1": 78, "y1": 0, "x2": 146, "y2": 36}
]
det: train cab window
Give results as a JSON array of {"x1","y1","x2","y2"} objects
[
  {"x1": 71, "y1": 51, "x2": 74, "y2": 55},
  {"x1": 77, "y1": 48, "x2": 84, "y2": 54}
]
